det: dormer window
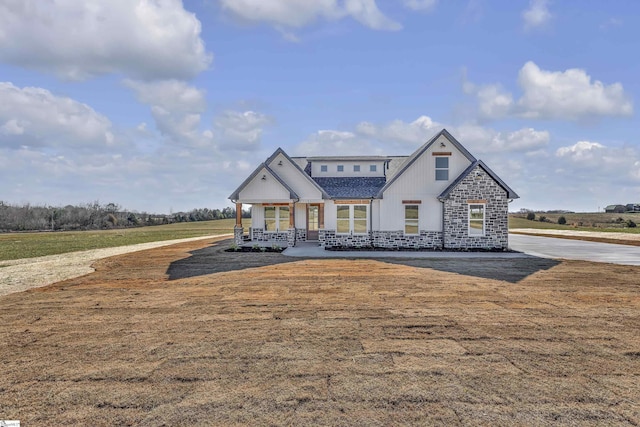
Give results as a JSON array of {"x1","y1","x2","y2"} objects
[
  {"x1": 353, "y1": 165, "x2": 360, "y2": 172},
  {"x1": 337, "y1": 165, "x2": 344, "y2": 172},
  {"x1": 320, "y1": 165, "x2": 328, "y2": 172}
]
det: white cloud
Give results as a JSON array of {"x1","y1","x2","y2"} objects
[
  {"x1": 522, "y1": 0, "x2": 552, "y2": 30},
  {"x1": 220, "y1": 0, "x2": 401, "y2": 32},
  {"x1": 402, "y1": 0, "x2": 437, "y2": 11},
  {"x1": 464, "y1": 61, "x2": 633, "y2": 121},
  {"x1": 0, "y1": 82, "x2": 114, "y2": 149},
  {"x1": 517, "y1": 62, "x2": 633, "y2": 119},
  {"x1": 456, "y1": 125, "x2": 549, "y2": 154},
  {"x1": 214, "y1": 110, "x2": 272, "y2": 151},
  {"x1": 356, "y1": 115, "x2": 440, "y2": 147},
  {"x1": 556, "y1": 141, "x2": 605, "y2": 161},
  {"x1": 125, "y1": 79, "x2": 210, "y2": 147},
  {"x1": 0, "y1": 0, "x2": 212, "y2": 81}
]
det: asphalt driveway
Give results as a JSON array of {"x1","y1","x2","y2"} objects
[{"x1": 509, "y1": 233, "x2": 640, "y2": 266}]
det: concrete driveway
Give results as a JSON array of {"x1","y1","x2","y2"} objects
[{"x1": 509, "y1": 233, "x2": 640, "y2": 266}]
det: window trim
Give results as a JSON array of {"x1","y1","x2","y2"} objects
[
  {"x1": 320, "y1": 165, "x2": 328, "y2": 172},
  {"x1": 264, "y1": 206, "x2": 290, "y2": 232},
  {"x1": 370, "y1": 164, "x2": 377, "y2": 172},
  {"x1": 435, "y1": 156, "x2": 449, "y2": 181},
  {"x1": 353, "y1": 165, "x2": 360, "y2": 172},
  {"x1": 337, "y1": 165, "x2": 344, "y2": 172},
  {"x1": 404, "y1": 204, "x2": 419, "y2": 235},
  {"x1": 336, "y1": 204, "x2": 368, "y2": 235},
  {"x1": 468, "y1": 203, "x2": 485, "y2": 237}
]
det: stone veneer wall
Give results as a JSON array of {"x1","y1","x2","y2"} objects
[
  {"x1": 371, "y1": 231, "x2": 442, "y2": 249},
  {"x1": 234, "y1": 226, "x2": 244, "y2": 245},
  {"x1": 251, "y1": 228, "x2": 289, "y2": 243},
  {"x1": 319, "y1": 230, "x2": 442, "y2": 249},
  {"x1": 296, "y1": 228, "x2": 307, "y2": 242},
  {"x1": 442, "y1": 165, "x2": 509, "y2": 250},
  {"x1": 319, "y1": 230, "x2": 371, "y2": 248}
]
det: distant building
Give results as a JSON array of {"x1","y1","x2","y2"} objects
[
  {"x1": 626, "y1": 203, "x2": 640, "y2": 212},
  {"x1": 605, "y1": 205, "x2": 626, "y2": 213}
]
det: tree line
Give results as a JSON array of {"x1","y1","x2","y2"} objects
[{"x1": 0, "y1": 201, "x2": 250, "y2": 232}]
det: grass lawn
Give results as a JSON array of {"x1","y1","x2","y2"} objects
[
  {"x1": 1, "y1": 239, "x2": 639, "y2": 425},
  {"x1": 0, "y1": 219, "x2": 245, "y2": 261},
  {"x1": 509, "y1": 212, "x2": 640, "y2": 233}
]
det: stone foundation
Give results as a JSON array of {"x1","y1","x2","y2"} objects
[
  {"x1": 234, "y1": 226, "x2": 244, "y2": 245},
  {"x1": 287, "y1": 228, "x2": 296, "y2": 247},
  {"x1": 296, "y1": 228, "x2": 307, "y2": 242},
  {"x1": 371, "y1": 230, "x2": 442, "y2": 249},
  {"x1": 251, "y1": 228, "x2": 289, "y2": 243},
  {"x1": 319, "y1": 229, "x2": 443, "y2": 249}
]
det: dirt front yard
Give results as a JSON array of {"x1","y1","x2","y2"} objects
[{"x1": 1, "y1": 238, "x2": 639, "y2": 425}]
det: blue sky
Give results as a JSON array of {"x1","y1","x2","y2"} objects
[{"x1": 0, "y1": 0, "x2": 638, "y2": 213}]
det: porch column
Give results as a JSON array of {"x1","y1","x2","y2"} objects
[
  {"x1": 289, "y1": 202, "x2": 295, "y2": 228},
  {"x1": 318, "y1": 203, "x2": 325, "y2": 228},
  {"x1": 235, "y1": 203, "x2": 242, "y2": 227},
  {"x1": 234, "y1": 202, "x2": 243, "y2": 245}
]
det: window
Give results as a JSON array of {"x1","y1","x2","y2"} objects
[
  {"x1": 405, "y1": 205, "x2": 419, "y2": 234},
  {"x1": 469, "y1": 204, "x2": 485, "y2": 236},
  {"x1": 264, "y1": 206, "x2": 289, "y2": 232},
  {"x1": 370, "y1": 165, "x2": 377, "y2": 172},
  {"x1": 435, "y1": 157, "x2": 449, "y2": 181},
  {"x1": 336, "y1": 205, "x2": 368, "y2": 234},
  {"x1": 337, "y1": 205, "x2": 350, "y2": 233},
  {"x1": 353, "y1": 165, "x2": 360, "y2": 172},
  {"x1": 337, "y1": 165, "x2": 344, "y2": 172},
  {"x1": 320, "y1": 165, "x2": 328, "y2": 172}
]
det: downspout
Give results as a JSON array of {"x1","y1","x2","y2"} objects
[
  {"x1": 369, "y1": 198, "x2": 373, "y2": 248},
  {"x1": 438, "y1": 197, "x2": 445, "y2": 250}
]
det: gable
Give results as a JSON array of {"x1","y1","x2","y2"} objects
[
  {"x1": 438, "y1": 160, "x2": 519, "y2": 200},
  {"x1": 266, "y1": 150, "x2": 325, "y2": 201},
  {"x1": 377, "y1": 129, "x2": 476, "y2": 198},
  {"x1": 229, "y1": 163, "x2": 298, "y2": 203}
]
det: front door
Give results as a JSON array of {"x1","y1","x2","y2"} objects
[{"x1": 307, "y1": 205, "x2": 319, "y2": 241}]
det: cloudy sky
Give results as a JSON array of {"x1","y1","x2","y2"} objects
[{"x1": 1, "y1": 0, "x2": 638, "y2": 213}]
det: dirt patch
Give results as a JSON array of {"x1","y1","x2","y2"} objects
[
  {"x1": 0, "y1": 234, "x2": 231, "y2": 296},
  {"x1": 1, "y1": 238, "x2": 639, "y2": 425}
]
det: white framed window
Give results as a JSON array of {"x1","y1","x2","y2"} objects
[
  {"x1": 337, "y1": 165, "x2": 344, "y2": 172},
  {"x1": 468, "y1": 204, "x2": 485, "y2": 236},
  {"x1": 404, "y1": 205, "x2": 419, "y2": 234},
  {"x1": 353, "y1": 165, "x2": 360, "y2": 172},
  {"x1": 370, "y1": 165, "x2": 377, "y2": 172},
  {"x1": 336, "y1": 205, "x2": 368, "y2": 234},
  {"x1": 320, "y1": 165, "x2": 328, "y2": 172},
  {"x1": 264, "y1": 206, "x2": 290, "y2": 232},
  {"x1": 435, "y1": 157, "x2": 449, "y2": 181}
]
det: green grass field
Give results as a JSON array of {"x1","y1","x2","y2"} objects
[
  {"x1": 509, "y1": 212, "x2": 640, "y2": 233},
  {"x1": 0, "y1": 219, "x2": 244, "y2": 261}
]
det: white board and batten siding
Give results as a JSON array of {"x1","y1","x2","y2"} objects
[
  {"x1": 267, "y1": 153, "x2": 323, "y2": 202},
  {"x1": 378, "y1": 134, "x2": 473, "y2": 232},
  {"x1": 310, "y1": 160, "x2": 387, "y2": 178},
  {"x1": 238, "y1": 167, "x2": 291, "y2": 203}
]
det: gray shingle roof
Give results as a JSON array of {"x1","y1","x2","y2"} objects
[{"x1": 312, "y1": 177, "x2": 386, "y2": 199}]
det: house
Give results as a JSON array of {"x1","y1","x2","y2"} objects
[
  {"x1": 625, "y1": 203, "x2": 640, "y2": 212},
  {"x1": 229, "y1": 129, "x2": 519, "y2": 250},
  {"x1": 605, "y1": 205, "x2": 626, "y2": 213}
]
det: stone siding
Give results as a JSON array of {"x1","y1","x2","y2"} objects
[
  {"x1": 287, "y1": 228, "x2": 296, "y2": 247},
  {"x1": 319, "y1": 229, "x2": 442, "y2": 249},
  {"x1": 234, "y1": 226, "x2": 244, "y2": 245},
  {"x1": 319, "y1": 230, "x2": 371, "y2": 248},
  {"x1": 251, "y1": 228, "x2": 289, "y2": 243},
  {"x1": 371, "y1": 230, "x2": 442, "y2": 249},
  {"x1": 442, "y1": 166, "x2": 509, "y2": 250},
  {"x1": 296, "y1": 228, "x2": 307, "y2": 242}
]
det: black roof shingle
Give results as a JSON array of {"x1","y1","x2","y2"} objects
[{"x1": 312, "y1": 177, "x2": 386, "y2": 199}]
